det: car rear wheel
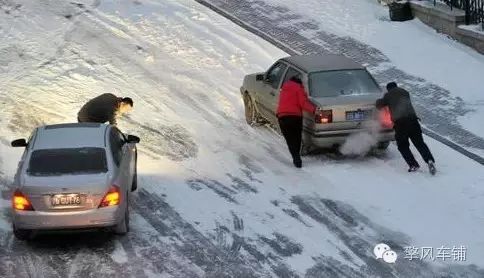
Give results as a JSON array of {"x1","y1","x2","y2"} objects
[
  {"x1": 13, "y1": 225, "x2": 33, "y2": 241},
  {"x1": 244, "y1": 93, "x2": 262, "y2": 126},
  {"x1": 114, "y1": 195, "x2": 129, "y2": 235},
  {"x1": 300, "y1": 141, "x2": 312, "y2": 156}
]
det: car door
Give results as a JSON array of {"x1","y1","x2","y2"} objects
[
  {"x1": 282, "y1": 66, "x2": 303, "y2": 83},
  {"x1": 257, "y1": 62, "x2": 288, "y2": 122},
  {"x1": 120, "y1": 131, "x2": 136, "y2": 181},
  {"x1": 109, "y1": 128, "x2": 131, "y2": 194},
  {"x1": 281, "y1": 66, "x2": 312, "y2": 125},
  {"x1": 15, "y1": 130, "x2": 38, "y2": 187}
]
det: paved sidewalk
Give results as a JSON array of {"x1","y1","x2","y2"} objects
[{"x1": 195, "y1": 0, "x2": 484, "y2": 165}]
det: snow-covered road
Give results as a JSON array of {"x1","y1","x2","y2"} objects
[{"x1": 1, "y1": 0, "x2": 484, "y2": 277}]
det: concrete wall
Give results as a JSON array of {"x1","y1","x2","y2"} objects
[
  {"x1": 410, "y1": 1, "x2": 466, "y2": 36},
  {"x1": 380, "y1": 1, "x2": 484, "y2": 55},
  {"x1": 455, "y1": 26, "x2": 484, "y2": 54}
]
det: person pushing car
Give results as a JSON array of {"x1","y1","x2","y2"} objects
[
  {"x1": 277, "y1": 76, "x2": 316, "y2": 168},
  {"x1": 78, "y1": 93, "x2": 133, "y2": 125},
  {"x1": 376, "y1": 82, "x2": 436, "y2": 175}
]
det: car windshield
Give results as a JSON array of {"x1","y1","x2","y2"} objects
[
  {"x1": 309, "y1": 69, "x2": 381, "y2": 97},
  {"x1": 28, "y1": 147, "x2": 108, "y2": 176}
]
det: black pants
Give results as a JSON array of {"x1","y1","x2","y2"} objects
[
  {"x1": 278, "y1": 116, "x2": 303, "y2": 164},
  {"x1": 394, "y1": 117, "x2": 435, "y2": 167}
]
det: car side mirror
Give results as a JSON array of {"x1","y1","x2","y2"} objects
[
  {"x1": 126, "y1": 135, "x2": 140, "y2": 144},
  {"x1": 263, "y1": 75, "x2": 273, "y2": 84},
  {"x1": 256, "y1": 74, "x2": 264, "y2": 81},
  {"x1": 11, "y1": 139, "x2": 28, "y2": 147}
]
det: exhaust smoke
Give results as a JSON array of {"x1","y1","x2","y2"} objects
[{"x1": 339, "y1": 120, "x2": 383, "y2": 156}]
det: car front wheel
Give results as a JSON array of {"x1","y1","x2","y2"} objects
[
  {"x1": 131, "y1": 150, "x2": 138, "y2": 192},
  {"x1": 243, "y1": 93, "x2": 262, "y2": 126}
]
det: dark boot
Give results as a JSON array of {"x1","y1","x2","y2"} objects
[{"x1": 408, "y1": 165, "x2": 420, "y2": 172}]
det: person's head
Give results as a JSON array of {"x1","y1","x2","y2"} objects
[
  {"x1": 386, "y1": 82, "x2": 398, "y2": 91},
  {"x1": 290, "y1": 76, "x2": 303, "y2": 85},
  {"x1": 118, "y1": 97, "x2": 133, "y2": 114}
]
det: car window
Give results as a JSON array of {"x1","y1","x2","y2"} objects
[
  {"x1": 283, "y1": 67, "x2": 303, "y2": 84},
  {"x1": 110, "y1": 128, "x2": 125, "y2": 166},
  {"x1": 266, "y1": 62, "x2": 288, "y2": 89},
  {"x1": 309, "y1": 69, "x2": 381, "y2": 97},
  {"x1": 27, "y1": 148, "x2": 108, "y2": 176}
]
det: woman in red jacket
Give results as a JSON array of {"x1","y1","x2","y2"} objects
[{"x1": 277, "y1": 76, "x2": 316, "y2": 168}]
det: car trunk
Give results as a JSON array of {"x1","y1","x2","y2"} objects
[
  {"x1": 19, "y1": 174, "x2": 111, "y2": 212},
  {"x1": 311, "y1": 94, "x2": 380, "y2": 131}
]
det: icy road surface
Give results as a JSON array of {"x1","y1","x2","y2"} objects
[{"x1": 1, "y1": 0, "x2": 484, "y2": 277}]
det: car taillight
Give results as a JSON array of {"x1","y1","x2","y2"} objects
[
  {"x1": 12, "y1": 190, "x2": 34, "y2": 211},
  {"x1": 99, "y1": 185, "x2": 121, "y2": 208},
  {"x1": 379, "y1": 107, "x2": 394, "y2": 129},
  {"x1": 315, "y1": 109, "x2": 333, "y2": 124}
]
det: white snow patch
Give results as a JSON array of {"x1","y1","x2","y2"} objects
[
  {"x1": 459, "y1": 24, "x2": 484, "y2": 35},
  {"x1": 111, "y1": 240, "x2": 129, "y2": 264}
]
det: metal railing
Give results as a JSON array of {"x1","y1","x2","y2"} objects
[{"x1": 433, "y1": 0, "x2": 484, "y2": 25}]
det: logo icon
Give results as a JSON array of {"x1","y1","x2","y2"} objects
[{"x1": 374, "y1": 243, "x2": 398, "y2": 264}]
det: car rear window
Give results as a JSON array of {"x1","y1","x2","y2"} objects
[
  {"x1": 27, "y1": 148, "x2": 108, "y2": 176},
  {"x1": 309, "y1": 69, "x2": 381, "y2": 97}
]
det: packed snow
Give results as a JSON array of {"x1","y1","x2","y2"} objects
[{"x1": 0, "y1": 0, "x2": 484, "y2": 277}]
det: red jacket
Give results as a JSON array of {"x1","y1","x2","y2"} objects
[{"x1": 277, "y1": 80, "x2": 316, "y2": 118}]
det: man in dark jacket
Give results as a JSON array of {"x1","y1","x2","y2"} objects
[
  {"x1": 78, "y1": 93, "x2": 133, "y2": 125},
  {"x1": 277, "y1": 76, "x2": 316, "y2": 168},
  {"x1": 376, "y1": 82, "x2": 436, "y2": 174}
]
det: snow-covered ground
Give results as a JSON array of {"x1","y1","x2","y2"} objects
[
  {"x1": 258, "y1": 0, "x2": 484, "y2": 139},
  {"x1": 460, "y1": 24, "x2": 484, "y2": 35},
  {"x1": 1, "y1": 0, "x2": 484, "y2": 277}
]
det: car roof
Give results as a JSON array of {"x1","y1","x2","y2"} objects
[
  {"x1": 281, "y1": 54, "x2": 364, "y2": 73},
  {"x1": 32, "y1": 123, "x2": 109, "y2": 150}
]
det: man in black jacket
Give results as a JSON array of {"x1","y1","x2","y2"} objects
[
  {"x1": 78, "y1": 93, "x2": 133, "y2": 125},
  {"x1": 376, "y1": 82, "x2": 436, "y2": 174}
]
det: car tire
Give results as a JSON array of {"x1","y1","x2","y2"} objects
[
  {"x1": 300, "y1": 141, "x2": 312, "y2": 156},
  {"x1": 13, "y1": 225, "x2": 33, "y2": 241},
  {"x1": 131, "y1": 151, "x2": 138, "y2": 192},
  {"x1": 131, "y1": 172, "x2": 137, "y2": 192},
  {"x1": 113, "y1": 195, "x2": 129, "y2": 235},
  {"x1": 377, "y1": 141, "x2": 390, "y2": 150},
  {"x1": 243, "y1": 93, "x2": 262, "y2": 126}
]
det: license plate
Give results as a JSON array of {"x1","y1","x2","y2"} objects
[
  {"x1": 346, "y1": 110, "x2": 371, "y2": 121},
  {"x1": 51, "y1": 194, "x2": 81, "y2": 207}
]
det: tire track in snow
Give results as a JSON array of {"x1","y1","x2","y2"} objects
[
  {"x1": 131, "y1": 188, "x2": 271, "y2": 277},
  {"x1": 123, "y1": 117, "x2": 199, "y2": 161},
  {"x1": 76, "y1": 6, "x2": 233, "y2": 129},
  {"x1": 291, "y1": 196, "x2": 484, "y2": 277}
]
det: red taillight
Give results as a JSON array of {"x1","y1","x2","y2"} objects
[
  {"x1": 379, "y1": 107, "x2": 394, "y2": 129},
  {"x1": 315, "y1": 109, "x2": 333, "y2": 124},
  {"x1": 99, "y1": 185, "x2": 121, "y2": 208},
  {"x1": 12, "y1": 190, "x2": 34, "y2": 211}
]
